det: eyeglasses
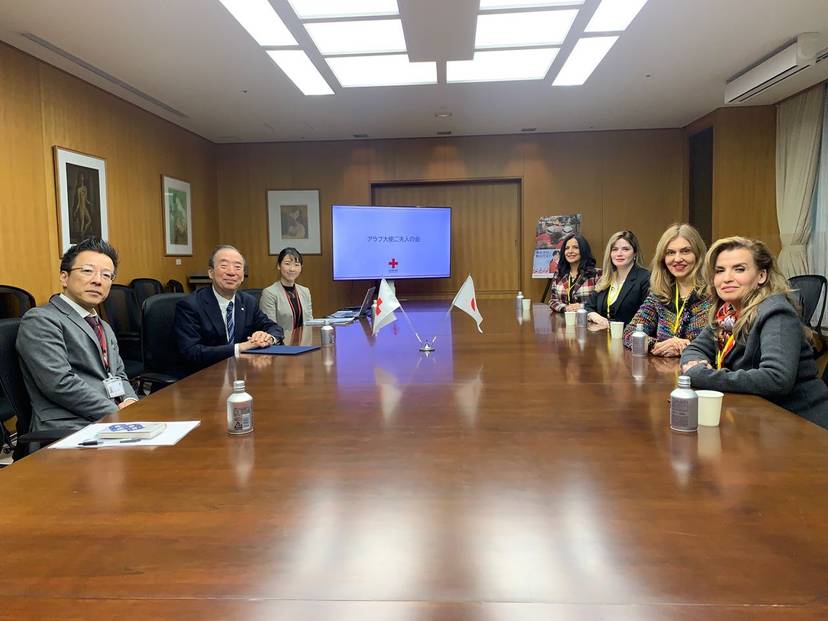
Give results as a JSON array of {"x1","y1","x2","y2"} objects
[{"x1": 69, "y1": 266, "x2": 116, "y2": 282}]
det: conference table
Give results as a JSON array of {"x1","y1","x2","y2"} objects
[{"x1": 2, "y1": 301, "x2": 827, "y2": 620}]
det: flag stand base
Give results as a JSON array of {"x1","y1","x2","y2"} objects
[{"x1": 419, "y1": 343, "x2": 436, "y2": 353}]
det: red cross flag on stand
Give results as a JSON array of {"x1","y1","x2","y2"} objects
[
  {"x1": 372, "y1": 278, "x2": 401, "y2": 336},
  {"x1": 451, "y1": 275, "x2": 483, "y2": 333}
]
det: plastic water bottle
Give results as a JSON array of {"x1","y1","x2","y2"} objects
[
  {"x1": 227, "y1": 379, "x2": 253, "y2": 435},
  {"x1": 670, "y1": 375, "x2": 698, "y2": 433},
  {"x1": 631, "y1": 323, "x2": 648, "y2": 357},
  {"x1": 516, "y1": 290, "x2": 524, "y2": 313}
]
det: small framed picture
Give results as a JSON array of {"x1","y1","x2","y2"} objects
[
  {"x1": 162, "y1": 175, "x2": 193, "y2": 256},
  {"x1": 54, "y1": 147, "x2": 109, "y2": 253},
  {"x1": 267, "y1": 189, "x2": 321, "y2": 255}
]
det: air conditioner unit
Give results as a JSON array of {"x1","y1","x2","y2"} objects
[{"x1": 724, "y1": 33, "x2": 821, "y2": 104}]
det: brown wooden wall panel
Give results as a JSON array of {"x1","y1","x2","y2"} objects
[
  {"x1": 711, "y1": 106, "x2": 779, "y2": 253},
  {"x1": 0, "y1": 45, "x2": 52, "y2": 302},
  {"x1": 0, "y1": 42, "x2": 218, "y2": 304},
  {"x1": 217, "y1": 131, "x2": 686, "y2": 313},
  {"x1": 373, "y1": 181, "x2": 521, "y2": 298}
]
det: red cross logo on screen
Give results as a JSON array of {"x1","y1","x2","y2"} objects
[{"x1": 388, "y1": 258, "x2": 399, "y2": 269}]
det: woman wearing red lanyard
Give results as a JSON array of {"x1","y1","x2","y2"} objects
[
  {"x1": 623, "y1": 224, "x2": 712, "y2": 355},
  {"x1": 681, "y1": 237, "x2": 827, "y2": 428},
  {"x1": 259, "y1": 247, "x2": 314, "y2": 333},
  {"x1": 547, "y1": 233, "x2": 601, "y2": 313}
]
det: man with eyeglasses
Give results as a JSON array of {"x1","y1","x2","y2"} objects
[
  {"x1": 17, "y1": 238, "x2": 138, "y2": 432},
  {"x1": 174, "y1": 244, "x2": 283, "y2": 373}
]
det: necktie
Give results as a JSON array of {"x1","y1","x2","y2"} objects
[
  {"x1": 85, "y1": 315, "x2": 110, "y2": 370},
  {"x1": 226, "y1": 300, "x2": 235, "y2": 343}
]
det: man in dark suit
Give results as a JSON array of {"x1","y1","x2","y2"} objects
[
  {"x1": 17, "y1": 238, "x2": 138, "y2": 431},
  {"x1": 174, "y1": 244, "x2": 283, "y2": 372}
]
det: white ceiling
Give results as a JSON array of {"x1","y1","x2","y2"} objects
[{"x1": 1, "y1": 0, "x2": 827, "y2": 143}]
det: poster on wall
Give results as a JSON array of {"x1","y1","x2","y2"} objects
[
  {"x1": 162, "y1": 175, "x2": 193, "y2": 255},
  {"x1": 54, "y1": 147, "x2": 109, "y2": 253},
  {"x1": 531, "y1": 213, "x2": 581, "y2": 278}
]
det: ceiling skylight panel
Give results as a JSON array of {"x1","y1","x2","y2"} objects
[
  {"x1": 447, "y1": 48, "x2": 559, "y2": 83},
  {"x1": 326, "y1": 55, "x2": 437, "y2": 87},
  {"x1": 217, "y1": 0, "x2": 296, "y2": 46},
  {"x1": 305, "y1": 19, "x2": 406, "y2": 56},
  {"x1": 288, "y1": 0, "x2": 399, "y2": 19},
  {"x1": 552, "y1": 36, "x2": 618, "y2": 85},
  {"x1": 585, "y1": 0, "x2": 648, "y2": 32},
  {"x1": 267, "y1": 50, "x2": 334, "y2": 95},
  {"x1": 475, "y1": 10, "x2": 578, "y2": 48}
]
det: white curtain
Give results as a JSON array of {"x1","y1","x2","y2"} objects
[
  {"x1": 810, "y1": 84, "x2": 828, "y2": 328},
  {"x1": 776, "y1": 86, "x2": 825, "y2": 277}
]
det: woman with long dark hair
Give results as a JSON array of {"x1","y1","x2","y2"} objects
[{"x1": 547, "y1": 233, "x2": 601, "y2": 313}]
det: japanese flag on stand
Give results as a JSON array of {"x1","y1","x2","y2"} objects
[
  {"x1": 451, "y1": 275, "x2": 483, "y2": 333},
  {"x1": 372, "y1": 278, "x2": 401, "y2": 336}
]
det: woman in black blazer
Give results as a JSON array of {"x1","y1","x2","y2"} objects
[{"x1": 585, "y1": 230, "x2": 650, "y2": 328}]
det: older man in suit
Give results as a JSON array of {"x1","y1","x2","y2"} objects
[
  {"x1": 17, "y1": 238, "x2": 138, "y2": 432},
  {"x1": 174, "y1": 244, "x2": 283, "y2": 372}
]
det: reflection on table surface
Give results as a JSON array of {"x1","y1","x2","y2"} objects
[{"x1": 2, "y1": 301, "x2": 827, "y2": 620}]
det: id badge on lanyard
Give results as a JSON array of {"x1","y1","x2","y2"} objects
[{"x1": 103, "y1": 375, "x2": 125, "y2": 399}]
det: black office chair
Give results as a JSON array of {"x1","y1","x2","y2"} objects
[
  {"x1": 788, "y1": 275, "x2": 827, "y2": 331},
  {"x1": 241, "y1": 288, "x2": 263, "y2": 306},
  {"x1": 0, "y1": 319, "x2": 70, "y2": 460},
  {"x1": 0, "y1": 285, "x2": 36, "y2": 319},
  {"x1": 100, "y1": 285, "x2": 143, "y2": 379},
  {"x1": 130, "y1": 278, "x2": 164, "y2": 309},
  {"x1": 166, "y1": 279, "x2": 184, "y2": 293},
  {"x1": 134, "y1": 293, "x2": 188, "y2": 393}
]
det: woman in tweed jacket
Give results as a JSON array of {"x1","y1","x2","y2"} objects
[
  {"x1": 547, "y1": 233, "x2": 601, "y2": 313},
  {"x1": 624, "y1": 224, "x2": 712, "y2": 356}
]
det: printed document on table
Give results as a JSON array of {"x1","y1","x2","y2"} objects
[{"x1": 48, "y1": 421, "x2": 201, "y2": 449}]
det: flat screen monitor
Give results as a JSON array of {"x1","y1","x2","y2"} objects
[{"x1": 332, "y1": 205, "x2": 451, "y2": 280}]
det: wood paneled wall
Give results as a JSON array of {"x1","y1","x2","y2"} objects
[
  {"x1": 217, "y1": 130, "x2": 686, "y2": 315},
  {"x1": 0, "y1": 42, "x2": 218, "y2": 304}
]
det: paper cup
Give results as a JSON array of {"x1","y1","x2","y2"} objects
[
  {"x1": 564, "y1": 311, "x2": 576, "y2": 326},
  {"x1": 522, "y1": 298, "x2": 532, "y2": 312},
  {"x1": 610, "y1": 321, "x2": 624, "y2": 339},
  {"x1": 696, "y1": 390, "x2": 724, "y2": 427}
]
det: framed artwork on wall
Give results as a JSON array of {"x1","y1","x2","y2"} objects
[
  {"x1": 54, "y1": 147, "x2": 109, "y2": 254},
  {"x1": 267, "y1": 189, "x2": 321, "y2": 255},
  {"x1": 162, "y1": 175, "x2": 193, "y2": 256}
]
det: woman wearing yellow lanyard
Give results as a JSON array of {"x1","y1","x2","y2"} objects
[
  {"x1": 623, "y1": 224, "x2": 712, "y2": 355},
  {"x1": 681, "y1": 237, "x2": 827, "y2": 428},
  {"x1": 585, "y1": 230, "x2": 650, "y2": 328},
  {"x1": 547, "y1": 233, "x2": 601, "y2": 313}
]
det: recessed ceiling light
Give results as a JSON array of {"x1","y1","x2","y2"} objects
[
  {"x1": 305, "y1": 19, "x2": 406, "y2": 56},
  {"x1": 217, "y1": 0, "x2": 297, "y2": 46},
  {"x1": 447, "y1": 48, "x2": 559, "y2": 83},
  {"x1": 435, "y1": 111, "x2": 453, "y2": 118},
  {"x1": 585, "y1": 0, "x2": 648, "y2": 32},
  {"x1": 267, "y1": 50, "x2": 334, "y2": 95},
  {"x1": 552, "y1": 36, "x2": 618, "y2": 85},
  {"x1": 326, "y1": 54, "x2": 437, "y2": 87},
  {"x1": 480, "y1": 0, "x2": 583, "y2": 8},
  {"x1": 475, "y1": 10, "x2": 578, "y2": 48},
  {"x1": 288, "y1": 0, "x2": 399, "y2": 19}
]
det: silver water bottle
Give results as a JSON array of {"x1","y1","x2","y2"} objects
[
  {"x1": 320, "y1": 320, "x2": 334, "y2": 347},
  {"x1": 576, "y1": 308, "x2": 588, "y2": 327},
  {"x1": 670, "y1": 375, "x2": 698, "y2": 433},
  {"x1": 631, "y1": 323, "x2": 648, "y2": 357},
  {"x1": 515, "y1": 290, "x2": 524, "y2": 313},
  {"x1": 227, "y1": 380, "x2": 254, "y2": 435}
]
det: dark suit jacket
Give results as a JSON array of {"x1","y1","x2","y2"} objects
[
  {"x1": 16, "y1": 295, "x2": 137, "y2": 431},
  {"x1": 174, "y1": 286, "x2": 284, "y2": 371},
  {"x1": 585, "y1": 264, "x2": 651, "y2": 325}
]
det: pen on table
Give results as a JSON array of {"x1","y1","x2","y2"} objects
[{"x1": 78, "y1": 439, "x2": 142, "y2": 446}]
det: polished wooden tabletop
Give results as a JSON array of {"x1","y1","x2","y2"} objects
[{"x1": 2, "y1": 301, "x2": 827, "y2": 621}]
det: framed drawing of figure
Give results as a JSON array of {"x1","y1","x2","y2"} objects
[
  {"x1": 162, "y1": 175, "x2": 193, "y2": 255},
  {"x1": 266, "y1": 189, "x2": 321, "y2": 255},
  {"x1": 54, "y1": 147, "x2": 109, "y2": 253}
]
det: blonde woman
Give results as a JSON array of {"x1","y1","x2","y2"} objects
[
  {"x1": 681, "y1": 237, "x2": 827, "y2": 427},
  {"x1": 585, "y1": 230, "x2": 650, "y2": 328},
  {"x1": 623, "y1": 224, "x2": 713, "y2": 356}
]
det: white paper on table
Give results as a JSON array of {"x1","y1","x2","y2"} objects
[{"x1": 48, "y1": 421, "x2": 201, "y2": 449}]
